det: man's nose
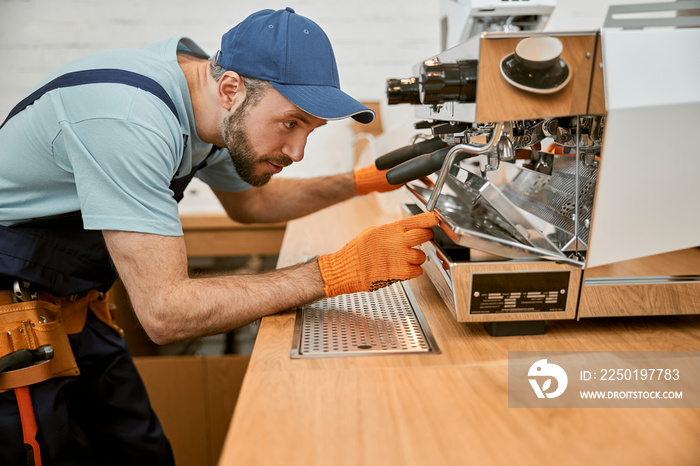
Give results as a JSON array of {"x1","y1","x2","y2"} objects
[{"x1": 283, "y1": 136, "x2": 306, "y2": 162}]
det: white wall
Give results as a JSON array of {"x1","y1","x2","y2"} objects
[{"x1": 0, "y1": 0, "x2": 441, "y2": 212}]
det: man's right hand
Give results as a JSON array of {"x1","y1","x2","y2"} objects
[{"x1": 317, "y1": 211, "x2": 439, "y2": 297}]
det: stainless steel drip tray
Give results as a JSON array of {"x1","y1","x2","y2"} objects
[{"x1": 291, "y1": 282, "x2": 440, "y2": 358}]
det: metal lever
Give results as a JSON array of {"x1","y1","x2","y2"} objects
[{"x1": 426, "y1": 122, "x2": 504, "y2": 211}]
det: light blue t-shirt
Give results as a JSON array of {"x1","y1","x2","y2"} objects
[{"x1": 0, "y1": 37, "x2": 251, "y2": 236}]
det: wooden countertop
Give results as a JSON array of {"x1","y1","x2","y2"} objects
[
  {"x1": 180, "y1": 214, "x2": 286, "y2": 257},
  {"x1": 218, "y1": 194, "x2": 700, "y2": 466}
]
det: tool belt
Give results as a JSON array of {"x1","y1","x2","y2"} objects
[{"x1": 0, "y1": 284, "x2": 123, "y2": 392}]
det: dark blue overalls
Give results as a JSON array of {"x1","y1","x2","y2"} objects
[{"x1": 0, "y1": 70, "x2": 212, "y2": 466}]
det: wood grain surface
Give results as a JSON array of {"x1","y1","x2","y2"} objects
[
  {"x1": 218, "y1": 193, "x2": 700, "y2": 466},
  {"x1": 476, "y1": 34, "x2": 598, "y2": 122},
  {"x1": 180, "y1": 214, "x2": 286, "y2": 257}
]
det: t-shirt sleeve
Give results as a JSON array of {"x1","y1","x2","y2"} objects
[{"x1": 54, "y1": 116, "x2": 184, "y2": 236}]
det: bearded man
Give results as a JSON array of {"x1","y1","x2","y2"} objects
[{"x1": 0, "y1": 8, "x2": 436, "y2": 465}]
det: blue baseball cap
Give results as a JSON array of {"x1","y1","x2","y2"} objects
[{"x1": 216, "y1": 7, "x2": 375, "y2": 124}]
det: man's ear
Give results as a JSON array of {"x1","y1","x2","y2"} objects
[{"x1": 218, "y1": 71, "x2": 245, "y2": 111}]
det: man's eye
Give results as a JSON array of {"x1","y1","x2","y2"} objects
[{"x1": 284, "y1": 121, "x2": 297, "y2": 129}]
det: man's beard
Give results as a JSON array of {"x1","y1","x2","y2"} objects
[{"x1": 222, "y1": 103, "x2": 292, "y2": 187}]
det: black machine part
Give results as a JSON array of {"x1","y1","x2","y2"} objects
[
  {"x1": 375, "y1": 137, "x2": 448, "y2": 171},
  {"x1": 386, "y1": 146, "x2": 455, "y2": 185}
]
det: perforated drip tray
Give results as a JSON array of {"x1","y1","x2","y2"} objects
[{"x1": 291, "y1": 282, "x2": 440, "y2": 358}]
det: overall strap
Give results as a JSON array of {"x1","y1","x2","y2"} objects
[
  {"x1": 0, "y1": 69, "x2": 187, "y2": 296},
  {"x1": 1, "y1": 68, "x2": 180, "y2": 130},
  {"x1": 169, "y1": 144, "x2": 220, "y2": 202}
]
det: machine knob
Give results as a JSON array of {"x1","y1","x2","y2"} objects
[
  {"x1": 386, "y1": 77, "x2": 421, "y2": 105},
  {"x1": 419, "y1": 59, "x2": 478, "y2": 105}
]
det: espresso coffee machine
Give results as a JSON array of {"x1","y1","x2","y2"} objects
[{"x1": 384, "y1": 2, "x2": 700, "y2": 335}]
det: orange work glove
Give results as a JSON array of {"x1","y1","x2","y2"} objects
[
  {"x1": 354, "y1": 164, "x2": 434, "y2": 195},
  {"x1": 353, "y1": 164, "x2": 400, "y2": 196},
  {"x1": 318, "y1": 211, "x2": 439, "y2": 297}
]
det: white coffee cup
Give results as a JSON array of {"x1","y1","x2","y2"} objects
[{"x1": 515, "y1": 36, "x2": 563, "y2": 69}]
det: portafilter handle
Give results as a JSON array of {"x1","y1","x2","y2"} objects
[
  {"x1": 375, "y1": 137, "x2": 448, "y2": 170},
  {"x1": 426, "y1": 122, "x2": 504, "y2": 211},
  {"x1": 385, "y1": 146, "x2": 453, "y2": 185}
]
